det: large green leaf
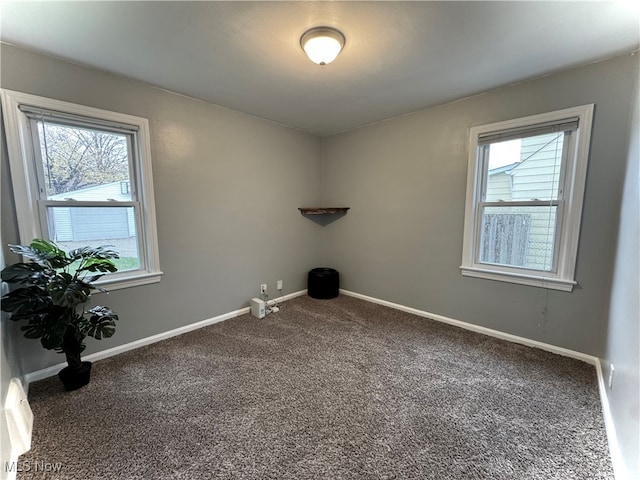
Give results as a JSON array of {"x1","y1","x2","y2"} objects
[
  {"x1": 20, "y1": 312, "x2": 70, "y2": 350},
  {"x1": 68, "y1": 245, "x2": 120, "y2": 261},
  {"x1": 9, "y1": 239, "x2": 70, "y2": 269},
  {"x1": 0, "y1": 262, "x2": 51, "y2": 286},
  {"x1": 0, "y1": 286, "x2": 51, "y2": 314},
  {"x1": 48, "y1": 273, "x2": 91, "y2": 307},
  {"x1": 5, "y1": 312, "x2": 42, "y2": 323},
  {"x1": 77, "y1": 257, "x2": 118, "y2": 274},
  {"x1": 79, "y1": 306, "x2": 118, "y2": 340}
]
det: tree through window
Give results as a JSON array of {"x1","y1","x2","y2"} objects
[{"x1": 37, "y1": 122, "x2": 130, "y2": 197}]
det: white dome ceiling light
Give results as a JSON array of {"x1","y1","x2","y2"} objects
[{"x1": 300, "y1": 27, "x2": 346, "y2": 65}]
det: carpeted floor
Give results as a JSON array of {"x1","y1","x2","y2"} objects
[{"x1": 19, "y1": 295, "x2": 613, "y2": 479}]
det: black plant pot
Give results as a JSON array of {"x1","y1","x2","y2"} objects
[{"x1": 58, "y1": 361, "x2": 92, "y2": 391}]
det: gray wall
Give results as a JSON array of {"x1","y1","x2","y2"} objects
[
  {"x1": 603, "y1": 53, "x2": 639, "y2": 479},
  {"x1": 322, "y1": 53, "x2": 638, "y2": 356},
  {"x1": 0, "y1": 43, "x2": 324, "y2": 373}
]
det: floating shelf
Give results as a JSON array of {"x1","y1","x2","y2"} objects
[
  {"x1": 298, "y1": 207, "x2": 350, "y2": 215},
  {"x1": 298, "y1": 207, "x2": 350, "y2": 226}
]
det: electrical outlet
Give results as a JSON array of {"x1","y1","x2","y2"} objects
[
  {"x1": 608, "y1": 365, "x2": 615, "y2": 389},
  {"x1": 277, "y1": 280, "x2": 283, "y2": 290},
  {"x1": 260, "y1": 283, "x2": 267, "y2": 294}
]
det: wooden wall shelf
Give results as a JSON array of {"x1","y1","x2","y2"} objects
[{"x1": 298, "y1": 207, "x2": 350, "y2": 215}]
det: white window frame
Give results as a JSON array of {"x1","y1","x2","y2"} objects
[
  {"x1": 1, "y1": 89, "x2": 162, "y2": 290},
  {"x1": 460, "y1": 105, "x2": 594, "y2": 292}
]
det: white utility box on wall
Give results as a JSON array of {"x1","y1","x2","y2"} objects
[{"x1": 250, "y1": 298, "x2": 265, "y2": 319}]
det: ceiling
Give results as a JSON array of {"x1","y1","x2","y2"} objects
[{"x1": 1, "y1": 1, "x2": 639, "y2": 137}]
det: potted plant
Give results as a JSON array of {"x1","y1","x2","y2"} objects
[{"x1": 1, "y1": 239, "x2": 119, "y2": 391}]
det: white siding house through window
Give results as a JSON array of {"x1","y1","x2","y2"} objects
[
  {"x1": 484, "y1": 133, "x2": 563, "y2": 271},
  {"x1": 49, "y1": 181, "x2": 135, "y2": 242}
]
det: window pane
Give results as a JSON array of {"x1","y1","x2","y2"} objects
[
  {"x1": 485, "y1": 132, "x2": 564, "y2": 202},
  {"x1": 47, "y1": 206, "x2": 140, "y2": 272},
  {"x1": 479, "y1": 205, "x2": 557, "y2": 271},
  {"x1": 37, "y1": 121, "x2": 131, "y2": 201}
]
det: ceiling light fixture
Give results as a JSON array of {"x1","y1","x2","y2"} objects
[{"x1": 300, "y1": 26, "x2": 345, "y2": 65}]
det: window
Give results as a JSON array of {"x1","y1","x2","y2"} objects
[
  {"x1": 461, "y1": 105, "x2": 594, "y2": 291},
  {"x1": 1, "y1": 89, "x2": 161, "y2": 290}
]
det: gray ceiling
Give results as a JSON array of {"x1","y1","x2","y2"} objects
[{"x1": 1, "y1": 1, "x2": 639, "y2": 136}]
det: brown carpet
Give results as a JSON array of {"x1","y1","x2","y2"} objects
[{"x1": 19, "y1": 295, "x2": 613, "y2": 479}]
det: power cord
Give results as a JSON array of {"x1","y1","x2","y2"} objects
[
  {"x1": 272, "y1": 286, "x2": 285, "y2": 313},
  {"x1": 262, "y1": 287, "x2": 285, "y2": 316}
]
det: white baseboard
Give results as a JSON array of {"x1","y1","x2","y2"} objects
[
  {"x1": 340, "y1": 289, "x2": 597, "y2": 364},
  {"x1": 23, "y1": 290, "x2": 306, "y2": 387},
  {"x1": 595, "y1": 361, "x2": 627, "y2": 480}
]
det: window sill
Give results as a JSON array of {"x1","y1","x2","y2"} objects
[
  {"x1": 460, "y1": 266, "x2": 576, "y2": 292},
  {"x1": 94, "y1": 271, "x2": 163, "y2": 292}
]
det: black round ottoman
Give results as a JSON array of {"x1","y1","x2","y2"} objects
[{"x1": 308, "y1": 268, "x2": 339, "y2": 299}]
